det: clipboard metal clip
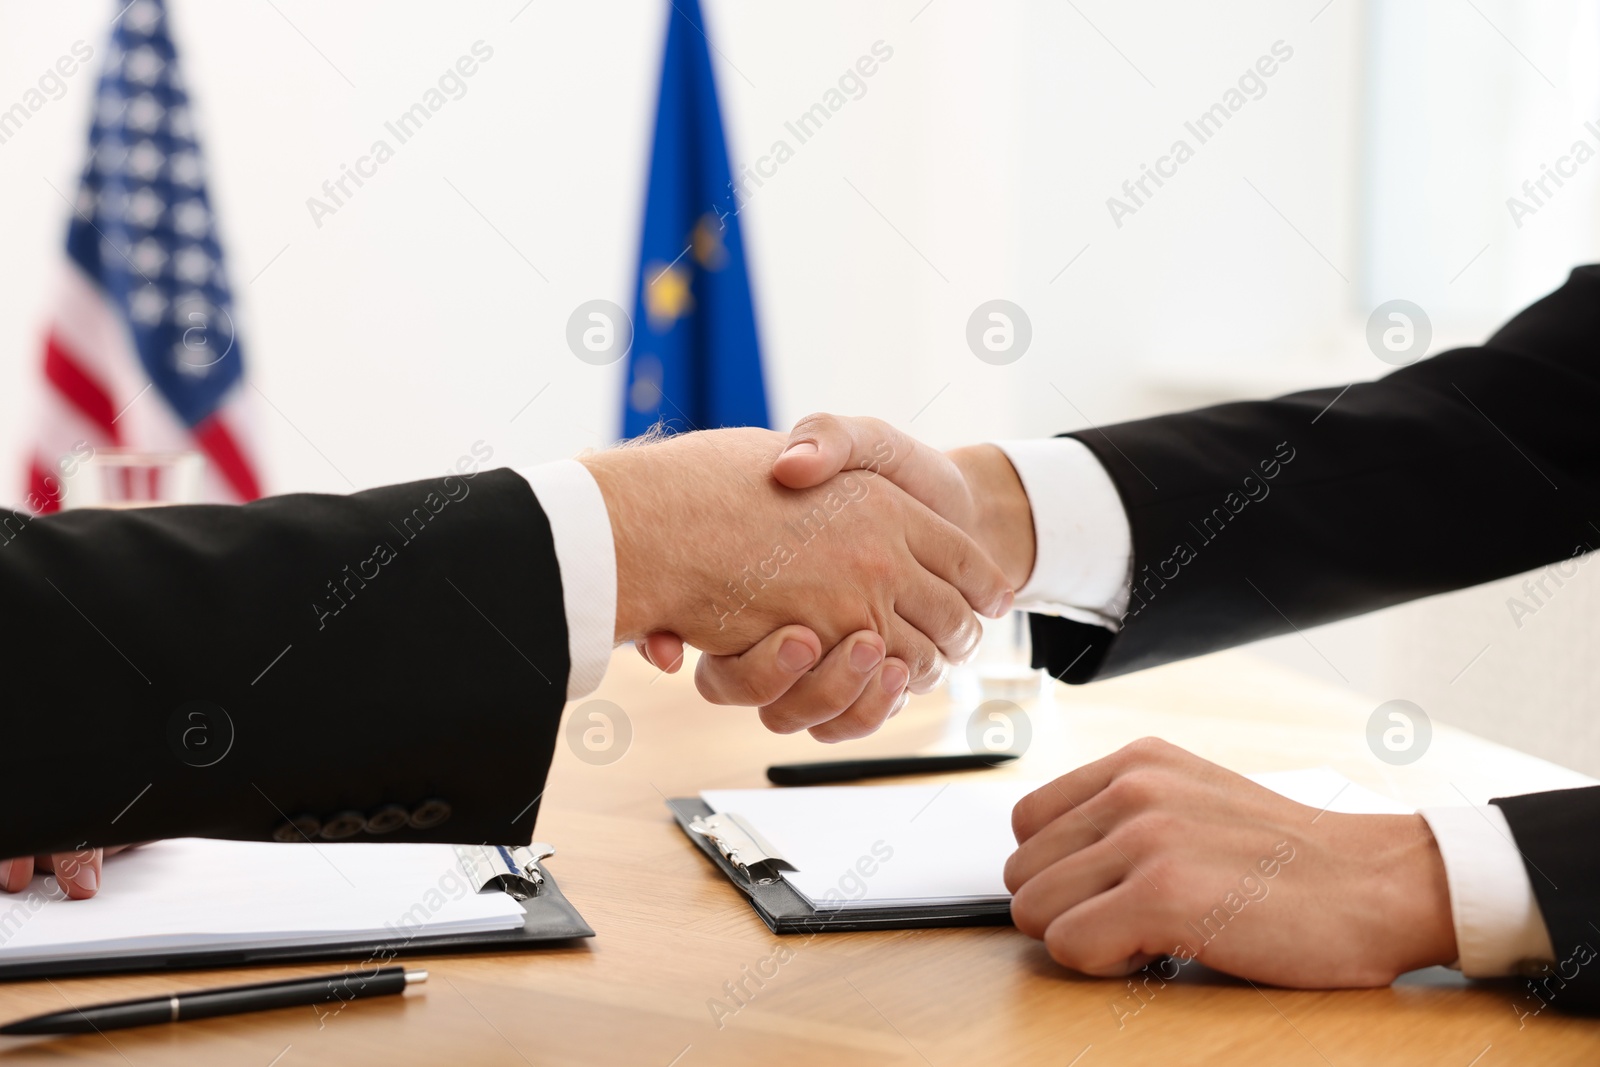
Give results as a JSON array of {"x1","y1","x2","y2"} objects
[
  {"x1": 455, "y1": 842, "x2": 556, "y2": 902},
  {"x1": 688, "y1": 813, "x2": 796, "y2": 886}
]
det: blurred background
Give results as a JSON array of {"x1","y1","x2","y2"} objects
[{"x1": 3, "y1": 0, "x2": 1598, "y2": 770}]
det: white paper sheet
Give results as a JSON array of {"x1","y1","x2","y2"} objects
[
  {"x1": 703, "y1": 768, "x2": 1409, "y2": 912},
  {"x1": 0, "y1": 839, "x2": 529, "y2": 965},
  {"x1": 704, "y1": 780, "x2": 1035, "y2": 911}
]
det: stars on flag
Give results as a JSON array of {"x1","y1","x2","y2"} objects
[
  {"x1": 70, "y1": 0, "x2": 235, "y2": 384},
  {"x1": 643, "y1": 263, "x2": 694, "y2": 332},
  {"x1": 122, "y1": 0, "x2": 164, "y2": 35},
  {"x1": 691, "y1": 213, "x2": 727, "y2": 270}
]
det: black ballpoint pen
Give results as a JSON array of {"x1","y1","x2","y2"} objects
[
  {"x1": 767, "y1": 751, "x2": 1019, "y2": 785},
  {"x1": 0, "y1": 966, "x2": 426, "y2": 1035}
]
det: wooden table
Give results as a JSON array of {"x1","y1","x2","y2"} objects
[{"x1": 2, "y1": 648, "x2": 1597, "y2": 1065}]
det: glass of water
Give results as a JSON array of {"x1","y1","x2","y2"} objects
[
  {"x1": 63, "y1": 449, "x2": 205, "y2": 510},
  {"x1": 947, "y1": 610, "x2": 1048, "y2": 707}
]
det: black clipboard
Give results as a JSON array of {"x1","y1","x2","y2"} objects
[
  {"x1": 668, "y1": 797, "x2": 1012, "y2": 934},
  {"x1": 0, "y1": 854, "x2": 593, "y2": 982}
]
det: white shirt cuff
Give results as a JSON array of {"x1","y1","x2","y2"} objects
[
  {"x1": 516, "y1": 460, "x2": 616, "y2": 700},
  {"x1": 992, "y1": 438, "x2": 1132, "y2": 630},
  {"x1": 1419, "y1": 805, "x2": 1556, "y2": 977}
]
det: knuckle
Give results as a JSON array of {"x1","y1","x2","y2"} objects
[
  {"x1": 825, "y1": 709, "x2": 877, "y2": 742},
  {"x1": 758, "y1": 703, "x2": 815, "y2": 735},
  {"x1": 857, "y1": 544, "x2": 899, "y2": 589},
  {"x1": 942, "y1": 531, "x2": 974, "y2": 577},
  {"x1": 948, "y1": 609, "x2": 982, "y2": 662},
  {"x1": 730, "y1": 670, "x2": 778, "y2": 707},
  {"x1": 905, "y1": 650, "x2": 947, "y2": 693},
  {"x1": 1134, "y1": 857, "x2": 1181, "y2": 906},
  {"x1": 1115, "y1": 810, "x2": 1177, "y2": 856},
  {"x1": 1012, "y1": 795, "x2": 1045, "y2": 842},
  {"x1": 1043, "y1": 922, "x2": 1090, "y2": 972},
  {"x1": 1104, "y1": 770, "x2": 1159, "y2": 811},
  {"x1": 856, "y1": 418, "x2": 895, "y2": 463},
  {"x1": 852, "y1": 699, "x2": 894, "y2": 736},
  {"x1": 1001, "y1": 849, "x2": 1030, "y2": 894},
  {"x1": 1123, "y1": 736, "x2": 1176, "y2": 764},
  {"x1": 812, "y1": 666, "x2": 868, "y2": 714},
  {"x1": 696, "y1": 660, "x2": 762, "y2": 707},
  {"x1": 1009, "y1": 887, "x2": 1050, "y2": 940},
  {"x1": 792, "y1": 411, "x2": 840, "y2": 440}
]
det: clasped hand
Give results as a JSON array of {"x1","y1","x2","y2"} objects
[
  {"x1": 619, "y1": 416, "x2": 1035, "y2": 741},
  {"x1": 580, "y1": 424, "x2": 1018, "y2": 741}
]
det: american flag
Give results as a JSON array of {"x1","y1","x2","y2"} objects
[{"x1": 28, "y1": 0, "x2": 260, "y2": 511}]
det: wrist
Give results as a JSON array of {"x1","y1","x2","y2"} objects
[
  {"x1": 1361, "y1": 814, "x2": 1460, "y2": 977},
  {"x1": 948, "y1": 444, "x2": 1036, "y2": 591},
  {"x1": 578, "y1": 448, "x2": 688, "y2": 643}
]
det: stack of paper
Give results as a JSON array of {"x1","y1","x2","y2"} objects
[{"x1": 0, "y1": 839, "x2": 529, "y2": 966}]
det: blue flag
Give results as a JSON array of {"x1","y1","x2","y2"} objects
[{"x1": 622, "y1": 0, "x2": 767, "y2": 438}]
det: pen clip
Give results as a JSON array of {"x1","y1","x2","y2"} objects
[{"x1": 687, "y1": 812, "x2": 795, "y2": 886}]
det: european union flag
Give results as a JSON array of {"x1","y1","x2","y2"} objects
[{"x1": 622, "y1": 0, "x2": 768, "y2": 437}]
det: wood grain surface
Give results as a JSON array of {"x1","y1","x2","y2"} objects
[{"x1": 1, "y1": 647, "x2": 1594, "y2": 1066}]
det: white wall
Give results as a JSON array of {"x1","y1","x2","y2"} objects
[
  {"x1": 1260, "y1": 0, "x2": 1600, "y2": 775},
  {"x1": 1, "y1": 0, "x2": 1372, "y2": 493},
  {"x1": 3, "y1": 1, "x2": 1598, "y2": 770}
]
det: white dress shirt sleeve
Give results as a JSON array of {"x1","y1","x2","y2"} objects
[
  {"x1": 516, "y1": 460, "x2": 616, "y2": 701},
  {"x1": 1420, "y1": 805, "x2": 1556, "y2": 976},
  {"x1": 993, "y1": 438, "x2": 1133, "y2": 629}
]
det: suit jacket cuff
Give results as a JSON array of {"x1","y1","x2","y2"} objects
[
  {"x1": 517, "y1": 460, "x2": 615, "y2": 699},
  {"x1": 993, "y1": 438, "x2": 1132, "y2": 629},
  {"x1": 1419, "y1": 805, "x2": 1556, "y2": 976}
]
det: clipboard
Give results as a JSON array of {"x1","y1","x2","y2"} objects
[
  {"x1": 667, "y1": 797, "x2": 1012, "y2": 934},
  {"x1": 0, "y1": 843, "x2": 594, "y2": 982}
]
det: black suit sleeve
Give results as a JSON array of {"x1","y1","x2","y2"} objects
[
  {"x1": 1030, "y1": 264, "x2": 1600, "y2": 685},
  {"x1": 1491, "y1": 788, "x2": 1600, "y2": 1015},
  {"x1": 0, "y1": 467, "x2": 568, "y2": 860},
  {"x1": 1024, "y1": 265, "x2": 1600, "y2": 1009}
]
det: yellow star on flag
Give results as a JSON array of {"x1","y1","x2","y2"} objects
[
  {"x1": 643, "y1": 262, "x2": 694, "y2": 332},
  {"x1": 691, "y1": 213, "x2": 728, "y2": 270}
]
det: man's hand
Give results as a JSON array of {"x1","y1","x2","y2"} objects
[
  {"x1": 579, "y1": 428, "x2": 1014, "y2": 735},
  {"x1": 771, "y1": 414, "x2": 1036, "y2": 590},
  {"x1": 664, "y1": 414, "x2": 1036, "y2": 730},
  {"x1": 0, "y1": 846, "x2": 126, "y2": 900},
  {"x1": 1006, "y1": 738, "x2": 1458, "y2": 988}
]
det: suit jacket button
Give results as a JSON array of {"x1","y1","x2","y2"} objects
[
  {"x1": 365, "y1": 805, "x2": 409, "y2": 835},
  {"x1": 320, "y1": 811, "x2": 368, "y2": 840},
  {"x1": 274, "y1": 815, "x2": 321, "y2": 843},
  {"x1": 409, "y1": 799, "x2": 452, "y2": 830}
]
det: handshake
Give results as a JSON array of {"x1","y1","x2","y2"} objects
[{"x1": 578, "y1": 413, "x2": 1037, "y2": 740}]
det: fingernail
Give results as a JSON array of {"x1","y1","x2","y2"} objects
[
  {"x1": 778, "y1": 639, "x2": 816, "y2": 672},
  {"x1": 74, "y1": 865, "x2": 98, "y2": 894},
  {"x1": 780, "y1": 441, "x2": 819, "y2": 459},
  {"x1": 992, "y1": 590, "x2": 1015, "y2": 617},
  {"x1": 0, "y1": 860, "x2": 12, "y2": 890},
  {"x1": 850, "y1": 641, "x2": 884, "y2": 673},
  {"x1": 887, "y1": 689, "x2": 910, "y2": 718},
  {"x1": 880, "y1": 663, "x2": 909, "y2": 695}
]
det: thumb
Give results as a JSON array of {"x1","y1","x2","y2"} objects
[
  {"x1": 773, "y1": 413, "x2": 866, "y2": 489},
  {"x1": 637, "y1": 632, "x2": 687, "y2": 673},
  {"x1": 775, "y1": 414, "x2": 971, "y2": 523}
]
